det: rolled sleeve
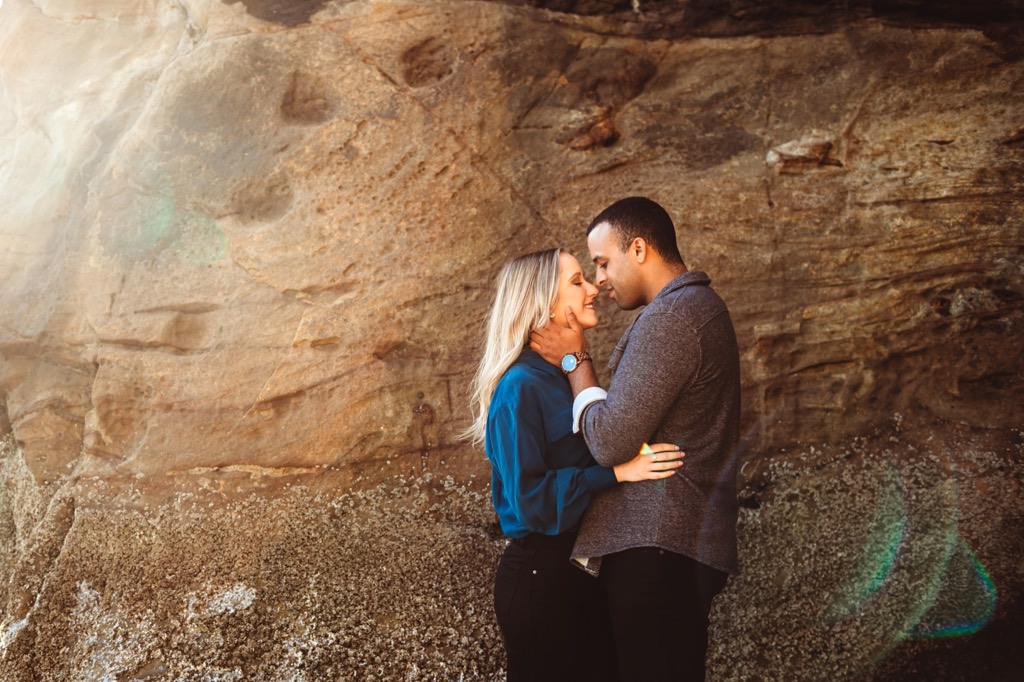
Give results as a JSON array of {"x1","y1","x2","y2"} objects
[{"x1": 572, "y1": 386, "x2": 608, "y2": 433}]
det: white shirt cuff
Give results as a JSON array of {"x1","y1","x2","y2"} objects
[{"x1": 572, "y1": 387, "x2": 608, "y2": 433}]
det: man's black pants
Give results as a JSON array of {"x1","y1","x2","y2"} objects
[
  {"x1": 494, "y1": 532, "x2": 619, "y2": 682},
  {"x1": 601, "y1": 547, "x2": 728, "y2": 682}
]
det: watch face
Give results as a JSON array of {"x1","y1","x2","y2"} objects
[{"x1": 560, "y1": 354, "x2": 577, "y2": 372}]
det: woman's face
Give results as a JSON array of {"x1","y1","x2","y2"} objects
[{"x1": 552, "y1": 252, "x2": 599, "y2": 330}]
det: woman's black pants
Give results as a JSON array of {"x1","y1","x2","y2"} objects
[{"x1": 493, "y1": 532, "x2": 619, "y2": 682}]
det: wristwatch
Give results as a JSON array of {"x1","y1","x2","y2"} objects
[{"x1": 560, "y1": 351, "x2": 592, "y2": 374}]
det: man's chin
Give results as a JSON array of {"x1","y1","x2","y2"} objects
[{"x1": 603, "y1": 290, "x2": 637, "y2": 310}]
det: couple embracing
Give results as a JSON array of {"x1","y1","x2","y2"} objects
[{"x1": 465, "y1": 197, "x2": 741, "y2": 681}]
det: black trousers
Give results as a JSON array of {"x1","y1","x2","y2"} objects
[
  {"x1": 600, "y1": 547, "x2": 728, "y2": 682},
  {"x1": 494, "y1": 532, "x2": 619, "y2": 682}
]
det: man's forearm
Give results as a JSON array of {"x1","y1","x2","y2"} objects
[
  {"x1": 566, "y1": 359, "x2": 600, "y2": 397},
  {"x1": 569, "y1": 360, "x2": 607, "y2": 435}
]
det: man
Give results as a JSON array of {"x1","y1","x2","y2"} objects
[{"x1": 530, "y1": 196, "x2": 740, "y2": 681}]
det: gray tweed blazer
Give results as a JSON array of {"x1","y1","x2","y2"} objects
[{"x1": 572, "y1": 270, "x2": 741, "y2": 576}]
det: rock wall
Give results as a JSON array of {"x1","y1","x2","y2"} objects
[
  {"x1": 0, "y1": 0, "x2": 1022, "y2": 679},
  {"x1": 2, "y1": 0, "x2": 1021, "y2": 483}
]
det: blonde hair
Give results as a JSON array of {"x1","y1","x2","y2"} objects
[{"x1": 463, "y1": 248, "x2": 561, "y2": 446}]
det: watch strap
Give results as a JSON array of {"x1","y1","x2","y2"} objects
[{"x1": 562, "y1": 351, "x2": 592, "y2": 374}]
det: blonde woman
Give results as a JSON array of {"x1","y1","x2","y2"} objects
[{"x1": 466, "y1": 248, "x2": 683, "y2": 681}]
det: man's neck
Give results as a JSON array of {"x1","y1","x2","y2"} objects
[{"x1": 643, "y1": 262, "x2": 688, "y2": 304}]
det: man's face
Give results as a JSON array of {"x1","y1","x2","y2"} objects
[{"x1": 587, "y1": 221, "x2": 644, "y2": 310}]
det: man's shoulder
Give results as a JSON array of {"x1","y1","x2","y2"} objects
[{"x1": 652, "y1": 274, "x2": 727, "y2": 317}]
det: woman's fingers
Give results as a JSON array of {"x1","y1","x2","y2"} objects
[
  {"x1": 645, "y1": 445, "x2": 684, "y2": 466},
  {"x1": 647, "y1": 460, "x2": 683, "y2": 476}
]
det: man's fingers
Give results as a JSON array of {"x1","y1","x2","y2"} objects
[{"x1": 565, "y1": 306, "x2": 583, "y2": 333}]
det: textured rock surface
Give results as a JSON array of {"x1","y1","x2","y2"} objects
[
  {"x1": 0, "y1": 0, "x2": 1022, "y2": 679},
  {"x1": 2, "y1": 426, "x2": 1020, "y2": 680},
  {"x1": 719, "y1": 425, "x2": 1023, "y2": 681},
  {"x1": 2, "y1": 0, "x2": 1022, "y2": 482},
  {"x1": 0, "y1": 434, "x2": 506, "y2": 679}
]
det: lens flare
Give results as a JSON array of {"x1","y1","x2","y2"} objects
[
  {"x1": 105, "y1": 187, "x2": 226, "y2": 265},
  {"x1": 910, "y1": 538, "x2": 998, "y2": 639},
  {"x1": 825, "y1": 456, "x2": 997, "y2": 654},
  {"x1": 826, "y1": 465, "x2": 908, "y2": 622}
]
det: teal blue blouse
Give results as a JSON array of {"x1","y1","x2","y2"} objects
[{"x1": 485, "y1": 350, "x2": 617, "y2": 538}]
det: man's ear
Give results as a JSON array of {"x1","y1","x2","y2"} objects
[{"x1": 633, "y1": 238, "x2": 647, "y2": 264}]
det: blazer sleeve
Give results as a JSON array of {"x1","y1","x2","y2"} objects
[{"x1": 580, "y1": 309, "x2": 700, "y2": 466}]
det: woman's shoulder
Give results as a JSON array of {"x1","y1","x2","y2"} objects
[
  {"x1": 495, "y1": 360, "x2": 545, "y2": 394},
  {"x1": 489, "y1": 354, "x2": 572, "y2": 436},
  {"x1": 495, "y1": 353, "x2": 561, "y2": 400}
]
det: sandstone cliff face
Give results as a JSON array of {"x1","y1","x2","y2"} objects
[
  {"x1": 0, "y1": 0, "x2": 1021, "y2": 679},
  {"x1": 2, "y1": 0, "x2": 1021, "y2": 484}
]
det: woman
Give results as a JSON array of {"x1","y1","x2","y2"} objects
[{"x1": 465, "y1": 248, "x2": 682, "y2": 681}]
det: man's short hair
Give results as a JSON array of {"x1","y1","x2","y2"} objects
[{"x1": 587, "y1": 196, "x2": 684, "y2": 265}]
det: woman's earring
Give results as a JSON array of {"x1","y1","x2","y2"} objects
[{"x1": 549, "y1": 312, "x2": 555, "y2": 319}]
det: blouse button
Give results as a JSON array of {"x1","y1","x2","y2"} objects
[{"x1": 532, "y1": 570, "x2": 537, "y2": 575}]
